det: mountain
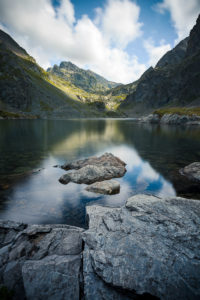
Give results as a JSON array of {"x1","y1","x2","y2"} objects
[
  {"x1": 119, "y1": 14, "x2": 200, "y2": 116},
  {"x1": 0, "y1": 30, "x2": 112, "y2": 118},
  {"x1": 47, "y1": 61, "x2": 119, "y2": 94}
]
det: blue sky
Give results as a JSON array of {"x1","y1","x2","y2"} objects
[{"x1": 0, "y1": 0, "x2": 199, "y2": 83}]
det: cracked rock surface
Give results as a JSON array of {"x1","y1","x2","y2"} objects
[
  {"x1": 0, "y1": 222, "x2": 83, "y2": 300},
  {"x1": 83, "y1": 194, "x2": 200, "y2": 300},
  {"x1": 0, "y1": 194, "x2": 200, "y2": 300}
]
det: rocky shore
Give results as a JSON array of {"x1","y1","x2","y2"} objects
[
  {"x1": 140, "y1": 113, "x2": 200, "y2": 125},
  {"x1": 0, "y1": 194, "x2": 200, "y2": 300}
]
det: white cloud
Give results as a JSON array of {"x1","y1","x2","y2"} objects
[
  {"x1": 155, "y1": 0, "x2": 200, "y2": 42},
  {"x1": 144, "y1": 38, "x2": 171, "y2": 66},
  {"x1": 0, "y1": 0, "x2": 145, "y2": 83},
  {"x1": 97, "y1": 0, "x2": 143, "y2": 48}
]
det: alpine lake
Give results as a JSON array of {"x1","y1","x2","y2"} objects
[{"x1": 0, "y1": 119, "x2": 200, "y2": 228}]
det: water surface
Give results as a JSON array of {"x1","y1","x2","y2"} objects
[{"x1": 0, "y1": 119, "x2": 200, "y2": 227}]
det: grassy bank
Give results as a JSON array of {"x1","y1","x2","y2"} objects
[{"x1": 154, "y1": 107, "x2": 200, "y2": 117}]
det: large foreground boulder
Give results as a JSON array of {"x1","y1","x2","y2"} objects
[
  {"x1": 180, "y1": 162, "x2": 200, "y2": 181},
  {"x1": 0, "y1": 222, "x2": 83, "y2": 300},
  {"x1": 83, "y1": 194, "x2": 200, "y2": 300},
  {"x1": 59, "y1": 153, "x2": 126, "y2": 185}
]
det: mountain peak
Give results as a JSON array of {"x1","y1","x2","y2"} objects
[{"x1": 47, "y1": 60, "x2": 119, "y2": 93}]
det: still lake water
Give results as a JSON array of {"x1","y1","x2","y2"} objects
[{"x1": 0, "y1": 119, "x2": 200, "y2": 228}]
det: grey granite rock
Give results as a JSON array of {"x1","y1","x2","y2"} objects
[
  {"x1": 83, "y1": 194, "x2": 200, "y2": 300},
  {"x1": 160, "y1": 114, "x2": 200, "y2": 125},
  {"x1": 59, "y1": 164, "x2": 126, "y2": 185},
  {"x1": 59, "y1": 153, "x2": 126, "y2": 185},
  {"x1": 180, "y1": 162, "x2": 200, "y2": 181},
  {"x1": 140, "y1": 114, "x2": 160, "y2": 124},
  {"x1": 61, "y1": 152, "x2": 126, "y2": 170},
  {"x1": 0, "y1": 222, "x2": 83, "y2": 299},
  {"x1": 140, "y1": 113, "x2": 200, "y2": 125},
  {"x1": 22, "y1": 254, "x2": 81, "y2": 300},
  {"x1": 85, "y1": 180, "x2": 120, "y2": 195}
]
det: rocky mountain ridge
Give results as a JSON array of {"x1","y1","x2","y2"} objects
[
  {"x1": 47, "y1": 61, "x2": 119, "y2": 94},
  {"x1": 119, "y1": 14, "x2": 200, "y2": 116}
]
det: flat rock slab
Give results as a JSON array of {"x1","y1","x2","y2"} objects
[
  {"x1": 180, "y1": 162, "x2": 200, "y2": 181},
  {"x1": 59, "y1": 153, "x2": 126, "y2": 185},
  {"x1": 0, "y1": 222, "x2": 83, "y2": 300},
  {"x1": 85, "y1": 180, "x2": 120, "y2": 195},
  {"x1": 61, "y1": 152, "x2": 126, "y2": 170},
  {"x1": 83, "y1": 194, "x2": 200, "y2": 300}
]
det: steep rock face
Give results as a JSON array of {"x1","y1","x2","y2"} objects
[
  {"x1": 83, "y1": 195, "x2": 200, "y2": 300},
  {"x1": 119, "y1": 14, "x2": 200, "y2": 116},
  {"x1": 47, "y1": 61, "x2": 119, "y2": 94},
  {"x1": 156, "y1": 37, "x2": 188, "y2": 68}
]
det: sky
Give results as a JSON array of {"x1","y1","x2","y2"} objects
[{"x1": 0, "y1": 0, "x2": 199, "y2": 84}]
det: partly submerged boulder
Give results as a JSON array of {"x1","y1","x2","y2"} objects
[
  {"x1": 59, "y1": 153, "x2": 126, "y2": 185},
  {"x1": 83, "y1": 194, "x2": 200, "y2": 300},
  {"x1": 59, "y1": 164, "x2": 125, "y2": 185},
  {"x1": 180, "y1": 162, "x2": 200, "y2": 181},
  {"x1": 61, "y1": 152, "x2": 126, "y2": 170},
  {"x1": 85, "y1": 180, "x2": 120, "y2": 195}
]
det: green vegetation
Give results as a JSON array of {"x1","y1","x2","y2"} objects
[{"x1": 154, "y1": 107, "x2": 200, "y2": 117}]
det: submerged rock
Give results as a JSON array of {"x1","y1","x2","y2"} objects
[
  {"x1": 59, "y1": 153, "x2": 126, "y2": 185},
  {"x1": 180, "y1": 162, "x2": 200, "y2": 181},
  {"x1": 83, "y1": 194, "x2": 200, "y2": 300},
  {"x1": 85, "y1": 180, "x2": 120, "y2": 195}
]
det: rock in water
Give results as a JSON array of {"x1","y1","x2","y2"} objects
[
  {"x1": 180, "y1": 162, "x2": 200, "y2": 181},
  {"x1": 85, "y1": 180, "x2": 120, "y2": 195},
  {"x1": 83, "y1": 194, "x2": 200, "y2": 300},
  {"x1": 59, "y1": 153, "x2": 126, "y2": 185},
  {"x1": 61, "y1": 152, "x2": 126, "y2": 170}
]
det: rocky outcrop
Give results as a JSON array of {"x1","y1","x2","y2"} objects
[
  {"x1": 180, "y1": 162, "x2": 200, "y2": 181},
  {"x1": 0, "y1": 221, "x2": 83, "y2": 300},
  {"x1": 59, "y1": 153, "x2": 126, "y2": 185},
  {"x1": 85, "y1": 180, "x2": 120, "y2": 195},
  {"x1": 140, "y1": 113, "x2": 200, "y2": 125},
  {"x1": 83, "y1": 195, "x2": 200, "y2": 300},
  {"x1": 1, "y1": 194, "x2": 200, "y2": 300}
]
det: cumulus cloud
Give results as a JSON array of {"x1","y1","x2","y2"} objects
[
  {"x1": 155, "y1": 0, "x2": 200, "y2": 42},
  {"x1": 0, "y1": 0, "x2": 145, "y2": 83},
  {"x1": 96, "y1": 0, "x2": 142, "y2": 48},
  {"x1": 144, "y1": 38, "x2": 171, "y2": 66}
]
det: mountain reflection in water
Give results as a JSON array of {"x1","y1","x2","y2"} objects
[{"x1": 0, "y1": 119, "x2": 199, "y2": 228}]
